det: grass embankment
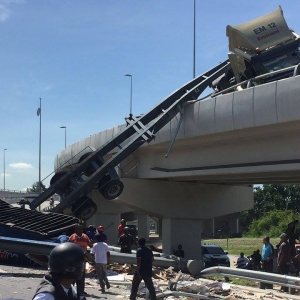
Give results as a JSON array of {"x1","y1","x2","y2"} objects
[
  {"x1": 202, "y1": 238, "x2": 267, "y2": 256},
  {"x1": 202, "y1": 238, "x2": 266, "y2": 287}
]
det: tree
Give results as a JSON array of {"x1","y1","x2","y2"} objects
[
  {"x1": 26, "y1": 181, "x2": 46, "y2": 193},
  {"x1": 241, "y1": 184, "x2": 300, "y2": 232},
  {"x1": 244, "y1": 209, "x2": 299, "y2": 237}
]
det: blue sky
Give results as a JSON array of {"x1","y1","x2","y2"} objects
[{"x1": 0, "y1": 0, "x2": 299, "y2": 191}]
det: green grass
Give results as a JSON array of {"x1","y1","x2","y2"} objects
[{"x1": 202, "y1": 238, "x2": 265, "y2": 256}]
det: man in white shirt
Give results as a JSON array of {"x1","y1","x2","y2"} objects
[
  {"x1": 90, "y1": 234, "x2": 110, "y2": 293},
  {"x1": 236, "y1": 252, "x2": 249, "y2": 269}
]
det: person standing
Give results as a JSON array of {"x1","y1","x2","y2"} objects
[
  {"x1": 86, "y1": 225, "x2": 96, "y2": 241},
  {"x1": 69, "y1": 224, "x2": 91, "y2": 297},
  {"x1": 97, "y1": 225, "x2": 107, "y2": 243},
  {"x1": 118, "y1": 219, "x2": 126, "y2": 237},
  {"x1": 278, "y1": 233, "x2": 291, "y2": 292},
  {"x1": 49, "y1": 197, "x2": 54, "y2": 207},
  {"x1": 261, "y1": 236, "x2": 274, "y2": 289},
  {"x1": 90, "y1": 234, "x2": 110, "y2": 294},
  {"x1": 251, "y1": 250, "x2": 261, "y2": 271},
  {"x1": 118, "y1": 227, "x2": 136, "y2": 254},
  {"x1": 130, "y1": 238, "x2": 157, "y2": 300},
  {"x1": 32, "y1": 242, "x2": 85, "y2": 300}
]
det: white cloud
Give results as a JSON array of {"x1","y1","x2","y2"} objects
[
  {"x1": 0, "y1": 4, "x2": 9, "y2": 22},
  {"x1": 9, "y1": 162, "x2": 34, "y2": 169},
  {"x1": 0, "y1": 173, "x2": 11, "y2": 177},
  {"x1": 0, "y1": 0, "x2": 24, "y2": 23}
]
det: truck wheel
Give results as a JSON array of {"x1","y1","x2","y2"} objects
[
  {"x1": 78, "y1": 152, "x2": 96, "y2": 177},
  {"x1": 99, "y1": 179, "x2": 124, "y2": 200},
  {"x1": 71, "y1": 196, "x2": 97, "y2": 221},
  {"x1": 50, "y1": 171, "x2": 67, "y2": 185}
]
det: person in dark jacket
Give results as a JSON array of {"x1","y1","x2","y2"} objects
[
  {"x1": 174, "y1": 244, "x2": 185, "y2": 258},
  {"x1": 130, "y1": 238, "x2": 157, "y2": 300},
  {"x1": 118, "y1": 227, "x2": 137, "y2": 254},
  {"x1": 32, "y1": 242, "x2": 85, "y2": 300}
]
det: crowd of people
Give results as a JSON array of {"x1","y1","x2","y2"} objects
[
  {"x1": 235, "y1": 227, "x2": 300, "y2": 292},
  {"x1": 33, "y1": 219, "x2": 157, "y2": 300}
]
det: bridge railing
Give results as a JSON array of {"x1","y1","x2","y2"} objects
[
  {"x1": 0, "y1": 189, "x2": 29, "y2": 193},
  {"x1": 213, "y1": 63, "x2": 300, "y2": 97}
]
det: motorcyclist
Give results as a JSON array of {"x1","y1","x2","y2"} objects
[{"x1": 32, "y1": 242, "x2": 85, "y2": 300}]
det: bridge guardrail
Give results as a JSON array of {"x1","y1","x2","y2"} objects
[{"x1": 213, "y1": 63, "x2": 300, "y2": 97}]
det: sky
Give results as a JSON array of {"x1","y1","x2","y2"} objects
[{"x1": 0, "y1": 0, "x2": 299, "y2": 191}]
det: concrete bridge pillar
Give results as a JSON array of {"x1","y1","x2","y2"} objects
[
  {"x1": 138, "y1": 214, "x2": 149, "y2": 241},
  {"x1": 162, "y1": 218, "x2": 202, "y2": 259}
]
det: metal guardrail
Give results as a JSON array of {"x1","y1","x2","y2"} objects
[
  {"x1": 213, "y1": 63, "x2": 300, "y2": 97},
  {"x1": 200, "y1": 266, "x2": 300, "y2": 290}
]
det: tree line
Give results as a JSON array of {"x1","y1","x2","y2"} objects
[{"x1": 240, "y1": 184, "x2": 300, "y2": 237}]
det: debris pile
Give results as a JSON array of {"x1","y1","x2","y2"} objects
[
  {"x1": 86, "y1": 263, "x2": 299, "y2": 299},
  {"x1": 153, "y1": 266, "x2": 179, "y2": 281},
  {"x1": 109, "y1": 263, "x2": 136, "y2": 275}
]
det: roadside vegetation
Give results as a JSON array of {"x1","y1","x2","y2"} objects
[
  {"x1": 203, "y1": 184, "x2": 300, "y2": 255},
  {"x1": 240, "y1": 184, "x2": 300, "y2": 237}
]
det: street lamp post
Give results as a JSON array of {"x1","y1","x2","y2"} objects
[
  {"x1": 3, "y1": 149, "x2": 7, "y2": 191},
  {"x1": 193, "y1": 0, "x2": 196, "y2": 79},
  {"x1": 37, "y1": 98, "x2": 42, "y2": 195},
  {"x1": 60, "y1": 126, "x2": 67, "y2": 149},
  {"x1": 125, "y1": 74, "x2": 133, "y2": 118}
]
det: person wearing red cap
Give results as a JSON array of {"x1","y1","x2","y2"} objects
[
  {"x1": 97, "y1": 225, "x2": 107, "y2": 243},
  {"x1": 118, "y1": 219, "x2": 126, "y2": 237}
]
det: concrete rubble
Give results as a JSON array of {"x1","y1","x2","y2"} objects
[{"x1": 85, "y1": 264, "x2": 300, "y2": 299}]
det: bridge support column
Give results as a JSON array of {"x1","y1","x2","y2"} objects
[
  {"x1": 138, "y1": 214, "x2": 149, "y2": 241},
  {"x1": 162, "y1": 218, "x2": 202, "y2": 260}
]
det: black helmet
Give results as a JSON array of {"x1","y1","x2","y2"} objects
[
  {"x1": 124, "y1": 226, "x2": 130, "y2": 232},
  {"x1": 49, "y1": 242, "x2": 85, "y2": 280}
]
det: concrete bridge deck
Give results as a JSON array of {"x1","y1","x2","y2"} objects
[{"x1": 56, "y1": 75, "x2": 300, "y2": 184}]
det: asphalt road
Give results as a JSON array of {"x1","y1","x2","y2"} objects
[{"x1": 0, "y1": 265, "x2": 130, "y2": 300}]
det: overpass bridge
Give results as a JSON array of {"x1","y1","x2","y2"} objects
[
  {"x1": 52, "y1": 73, "x2": 300, "y2": 258},
  {"x1": 0, "y1": 190, "x2": 38, "y2": 205}
]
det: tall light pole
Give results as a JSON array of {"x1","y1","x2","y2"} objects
[
  {"x1": 37, "y1": 98, "x2": 42, "y2": 194},
  {"x1": 125, "y1": 74, "x2": 133, "y2": 118},
  {"x1": 3, "y1": 149, "x2": 7, "y2": 191},
  {"x1": 60, "y1": 126, "x2": 67, "y2": 149},
  {"x1": 193, "y1": 0, "x2": 196, "y2": 78}
]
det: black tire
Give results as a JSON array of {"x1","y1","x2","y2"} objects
[
  {"x1": 99, "y1": 179, "x2": 124, "y2": 200},
  {"x1": 78, "y1": 152, "x2": 92, "y2": 164},
  {"x1": 50, "y1": 171, "x2": 72, "y2": 196},
  {"x1": 50, "y1": 171, "x2": 67, "y2": 185},
  {"x1": 71, "y1": 196, "x2": 97, "y2": 221},
  {"x1": 78, "y1": 152, "x2": 95, "y2": 177}
]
